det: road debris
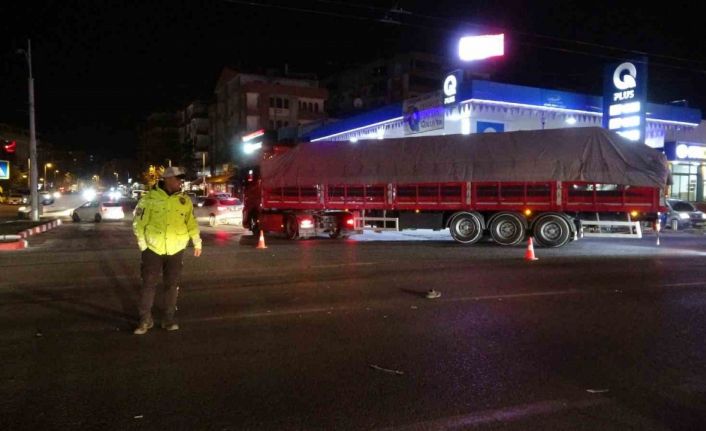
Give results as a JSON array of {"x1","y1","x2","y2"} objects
[
  {"x1": 426, "y1": 289, "x2": 441, "y2": 299},
  {"x1": 370, "y1": 364, "x2": 404, "y2": 375},
  {"x1": 586, "y1": 389, "x2": 610, "y2": 394}
]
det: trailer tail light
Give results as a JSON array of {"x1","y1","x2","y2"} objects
[
  {"x1": 300, "y1": 218, "x2": 314, "y2": 229},
  {"x1": 630, "y1": 210, "x2": 639, "y2": 218},
  {"x1": 524, "y1": 209, "x2": 532, "y2": 216}
]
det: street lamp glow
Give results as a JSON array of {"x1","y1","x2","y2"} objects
[
  {"x1": 458, "y1": 34, "x2": 504, "y2": 61},
  {"x1": 244, "y1": 142, "x2": 262, "y2": 154}
]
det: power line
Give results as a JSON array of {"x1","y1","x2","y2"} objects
[{"x1": 225, "y1": 0, "x2": 706, "y2": 75}]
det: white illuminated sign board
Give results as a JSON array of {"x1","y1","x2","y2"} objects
[
  {"x1": 458, "y1": 34, "x2": 504, "y2": 61},
  {"x1": 676, "y1": 143, "x2": 706, "y2": 160},
  {"x1": 603, "y1": 60, "x2": 647, "y2": 142}
]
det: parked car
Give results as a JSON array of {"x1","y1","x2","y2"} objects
[
  {"x1": 662, "y1": 198, "x2": 706, "y2": 230},
  {"x1": 194, "y1": 197, "x2": 243, "y2": 227},
  {"x1": 72, "y1": 201, "x2": 125, "y2": 222},
  {"x1": 7, "y1": 194, "x2": 24, "y2": 205}
]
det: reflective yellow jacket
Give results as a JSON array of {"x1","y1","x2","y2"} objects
[{"x1": 132, "y1": 183, "x2": 202, "y2": 255}]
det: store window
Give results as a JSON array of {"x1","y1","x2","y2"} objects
[{"x1": 671, "y1": 163, "x2": 698, "y2": 201}]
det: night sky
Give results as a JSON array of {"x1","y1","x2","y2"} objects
[{"x1": 1, "y1": 0, "x2": 705, "y2": 158}]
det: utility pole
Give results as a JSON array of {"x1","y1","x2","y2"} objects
[{"x1": 23, "y1": 39, "x2": 39, "y2": 221}]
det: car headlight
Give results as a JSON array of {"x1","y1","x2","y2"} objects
[
  {"x1": 679, "y1": 212, "x2": 690, "y2": 219},
  {"x1": 18, "y1": 206, "x2": 27, "y2": 212}
]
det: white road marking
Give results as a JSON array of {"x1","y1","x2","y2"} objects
[{"x1": 376, "y1": 398, "x2": 608, "y2": 430}]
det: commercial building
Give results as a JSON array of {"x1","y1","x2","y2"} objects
[
  {"x1": 306, "y1": 78, "x2": 704, "y2": 201},
  {"x1": 210, "y1": 67, "x2": 328, "y2": 174}
]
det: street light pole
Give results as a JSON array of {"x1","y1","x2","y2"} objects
[{"x1": 202, "y1": 152, "x2": 206, "y2": 196}]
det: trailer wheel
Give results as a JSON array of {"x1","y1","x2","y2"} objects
[
  {"x1": 533, "y1": 214, "x2": 571, "y2": 248},
  {"x1": 489, "y1": 213, "x2": 526, "y2": 246},
  {"x1": 449, "y1": 212, "x2": 483, "y2": 244},
  {"x1": 285, "y1": 217, "x2": 299, "y2": 240}
]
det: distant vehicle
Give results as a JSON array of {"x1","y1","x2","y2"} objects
[
  {"x1": 72, "y1": 201, "x2": 125, "y2": 222},
  {"x1": 185, "y1": 191, "x2": 200, "y2": 205},
  {"x1": 131, "y1": 190, "x2": 148, "y2": 199},
  {"x1": 17, "y1": 204, "x2": 44, "y2": 219},
  {"x1": 210, "y1": 192, "x2": 232, "y2": 200},
  {"x1": 194, "y1": 197, "x2": 243, "y2": 227},
  {"x1": 40, "y1": 191, "x2": 54, "y2": 205},
  {"x1": 7, "y1": 194, "x2": 23, "y2": 205},
  {"x1": 662, "y1": 198, "x2": 706, "y2": 230}
]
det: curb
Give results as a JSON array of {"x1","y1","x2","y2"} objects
[
  {"x1": 18, "y1": 219, "x2": 62, "y2": 239},
  {"x1": 0, "y1": 239, "x2": 29, "y2": 250},
  {"x1": 0, "y1": 219, "x2": 62, "y2": 251}
]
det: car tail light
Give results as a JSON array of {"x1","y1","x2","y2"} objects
[
  {"x1": 300, "y1": 218, "x2": 314, "y2": 229},
  {"x1": 345, "y1": 217, "x2": 355, "y2": 227}
]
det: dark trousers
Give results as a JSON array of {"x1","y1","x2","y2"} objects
[{"x1": 137, "y1": 248, "x2": 184, "y2": 321}]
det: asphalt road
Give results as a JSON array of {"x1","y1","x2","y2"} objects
[{"x1": 2, "y1": 222, "x2": 706, "y2": 430}]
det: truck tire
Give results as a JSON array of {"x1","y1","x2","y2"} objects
[
  {"x1": 285, "y1": 217, "x2": 299, "y2": 240},
  {"x1": 533, "y1": 214, "x2": 571, "y2": 248},
  {"x1": 489, "y1": 213, "x2": 526, "y2": 246},
  {"x1": 449, "y1": 212, "x2": 483, "y2": 244}
]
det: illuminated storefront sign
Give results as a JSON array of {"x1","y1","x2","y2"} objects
[
  {"x1": 402, "y1": 92, "x2": 444, "y2": 135},
  {"x1": 665, "y1": 142, "x2": 706, "y2": 161},
  {"x1": 443, "y1": 75, "x2": 457, "y2": 104},
  {"x1": 664, "y1": 141, "x2": 706, "y2": 161},
  {"x1": 458, "y1": 34, "x2": 504, "y2": 61},
  {"x1": 603, "y1": 60, "x2": 647, "y2": 141},
  {"x1": 443, "y1": 70, "x2": 463, "y2": 106},
  {"x1": 242, "y1": 129, "x2": 265, "y2": 154}
]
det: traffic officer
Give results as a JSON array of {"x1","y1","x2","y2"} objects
[{"x1": 132, "y1": 166, "x2": 202, "y2": 335}]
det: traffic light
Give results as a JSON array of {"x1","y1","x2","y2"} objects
[{"x1": 3, "y1": 140, "x2": 16, "y2": 153}]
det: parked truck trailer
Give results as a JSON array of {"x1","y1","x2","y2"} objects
[{"x1": 244, "y1": 127, "x2": 669, "y2": 247}]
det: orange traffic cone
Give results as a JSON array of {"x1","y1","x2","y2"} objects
[
  {"x1": 525, "y1": 237, "x2": 538, "y2": 261},
  {"x1": 256, "y1": 230, "x2": 267, "y2": 249}
]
